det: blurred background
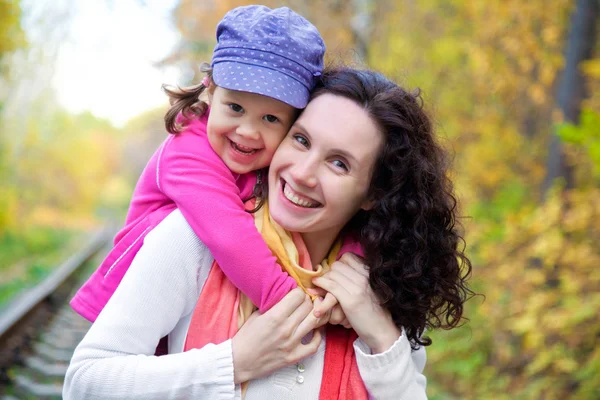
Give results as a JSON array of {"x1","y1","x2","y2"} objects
[{"x1": 0, "y1": 0, "x2": 598, "y2": 398}]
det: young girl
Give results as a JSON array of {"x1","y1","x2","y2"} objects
[{"x1": 70, "y1": 5, "x2": 327, "y2": 322}]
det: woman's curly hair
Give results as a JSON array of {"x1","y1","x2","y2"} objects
[{"x1": 312, "y1": 67, "x2": 473, "y2": 349}]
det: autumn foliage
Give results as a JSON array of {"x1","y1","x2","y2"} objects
[{"x1": 1, "y1": 0, "x2": 598, "y2": 398}]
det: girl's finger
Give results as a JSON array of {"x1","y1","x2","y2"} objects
[
  {"x1": 306, "y1": 287, "x2": 327, "y2": 297},
  {"x1": 329, "y1": 304, "x2": 346, "y2": 325},
  {"x1": 312, "y1": 275, "x2": 347, "y2": 304},
  {"x1": 313, "y1": 292, "x2": 338, "y2": 318}
]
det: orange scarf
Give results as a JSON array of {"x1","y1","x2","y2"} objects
[{"x1": 184, "y1": 201, "x2": 367, "y2": 399}]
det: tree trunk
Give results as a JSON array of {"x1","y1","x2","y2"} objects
[
  {"x1": 351, "y1": 0, "x2": 373, "y2": 63},
  {"x1": 542, "y1": 0, "x2": 599, "y2": 197}
]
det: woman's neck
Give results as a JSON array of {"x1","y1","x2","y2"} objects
[{"x1": 301, "y1": 228, "x2": 340, "y2": 268}]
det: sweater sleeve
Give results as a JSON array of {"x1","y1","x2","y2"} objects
[
  {"x1": 157, "y1": 119, "x2": 297, "y2": 312},
  {"x1": 354, "y1": 331, "x2": 428, "y2": 400},
  {"x1": 63, "y1": 210, "x2": 236, "y2": 400}
]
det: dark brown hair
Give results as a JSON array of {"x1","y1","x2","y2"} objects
[
  {"x1": 162, "y1": 63, "x2": 213, "y2": 134},
  {"x1": 311, "y1": 67, "x2": 473, "y2": 349}
]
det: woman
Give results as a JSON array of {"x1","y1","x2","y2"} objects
[{"x1": 63, "y1": 67, "x2": 472, "y2": 399}]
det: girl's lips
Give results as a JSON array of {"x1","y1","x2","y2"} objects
[
  {"x1": 229, "y1": 139, "x2": 258, "y2": 155},
  {"x1": 226, "y1": 138, "x2": 262, "y2": 166}
]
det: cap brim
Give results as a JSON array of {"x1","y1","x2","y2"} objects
[{"x1": 212, "y1": 61, "x2": 310, "y2": 109}]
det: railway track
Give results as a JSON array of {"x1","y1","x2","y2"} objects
[{"x1": 0, "y1": 229, "x2": 112, "y2": 399}]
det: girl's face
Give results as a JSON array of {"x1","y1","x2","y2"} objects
[
  {"x1": 207, "y1": 86, "x2": 297, "y2": 175},
  {"x1": 268, "y1": 93, "x2": 384, "y2": 238}
]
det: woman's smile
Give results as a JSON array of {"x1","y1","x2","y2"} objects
[
  {"x1": 268, "y1": 93, "x2": 383, "y2": 237},
  {"x1": 281, "y1": 178, "x2": 322, "y2": 208}
]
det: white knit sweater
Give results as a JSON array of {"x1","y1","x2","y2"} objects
[{"x1": 63, "y1": 209, "x2": 428, "y2": 399}]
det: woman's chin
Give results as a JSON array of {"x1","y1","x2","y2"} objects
[
  {"x1": 269, "y1": 206, "x2": 296, "y2": 230},
  {"x1": 268, "y1": 203, "x2": 309, "y2": 233}
]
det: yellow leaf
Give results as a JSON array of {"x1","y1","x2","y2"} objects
[
  {"x1": 581, "y1": 59, "x2": 600, "y2": 78},
  {"x1": 554, "y1": 358, "x2": 577, "y2": 373}
]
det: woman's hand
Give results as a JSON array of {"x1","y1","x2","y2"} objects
[
  {"x1": 231, "y1": 288, "x2": 324, "y2": 384},
  {"x1": 312, "y1": 253, "x2": 402, "y2": 354}
]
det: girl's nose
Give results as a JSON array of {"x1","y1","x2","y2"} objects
[{"x1": 236, "y1": 121, "x2": 260, "y2": 140}]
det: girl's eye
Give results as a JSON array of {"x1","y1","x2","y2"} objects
[
  {"x1": 229, "y1": 103, "x2": 244, "y2": 113},
  {"x1": 293, "y1": 134, "x2": 309, "y2": 148},
  {"x1": 332, "y1": 159, "x2": 349, "y2": 171},
  {"x1": 263, "y1": 114, "x2": 279, "y2": 123}
]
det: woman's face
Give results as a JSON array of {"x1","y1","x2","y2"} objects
[{"x1": 268, "y1": 93, "x2": 384, "y2": 238}]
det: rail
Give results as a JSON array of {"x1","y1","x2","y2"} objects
[{"x1": 0, "y1": 228, "x2": 111, "y2": 395}]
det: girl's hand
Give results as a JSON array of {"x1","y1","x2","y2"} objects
[
  {"x1": 312, "y1": 293, "x2": 351, "y2": 329},
  {"x1": 231, "y1": 288, "x2": 324, "y2": 383},
  {"x1": 308, "y1": 288, "x2": 350, "y2": 329},
  {"x1": 312, "y1": 253, "x2": 402, "y2": 354}
]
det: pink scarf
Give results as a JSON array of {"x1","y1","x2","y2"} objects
[{"x1": 184, "y1": 202, "x2": 367, "y2": 399}]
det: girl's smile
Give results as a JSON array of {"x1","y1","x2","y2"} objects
[{"x1": 207, "y1": 87, "x2": 296, "y2": 175}]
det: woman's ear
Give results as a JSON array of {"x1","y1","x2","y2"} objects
[{"x1": 361, "y1": 198, "x2": 376, "y2": 211}]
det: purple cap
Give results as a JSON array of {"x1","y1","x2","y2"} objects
[{"x1": 211, "y1": 5, "x2": 325, "y2": 109}]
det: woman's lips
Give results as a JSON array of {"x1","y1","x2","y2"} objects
[{"x1": 281, "y1": 179, "x2": 321, "y2": 208}]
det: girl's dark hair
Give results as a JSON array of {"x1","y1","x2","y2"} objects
[
  {"x1": 312, "y1": 67, "x2": 473, "y2": 349},
  {"x1": 162, "y1": 63, "x2": 213, "y2": 134}
]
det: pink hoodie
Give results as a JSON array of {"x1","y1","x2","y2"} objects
[
  {"x1": 71, "y1": 112, "x2": 299, "y2": 321},
  {"x1": 71, "y1": 110, "x2": 363, "y2": 322}
]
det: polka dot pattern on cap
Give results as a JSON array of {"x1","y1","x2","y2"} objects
[
  {"x1": 213, "y1": 61, "x2": 308, "y2": 109},
  {"x1": 211, "y1": 5, "x2": 325, "y2": 109}
]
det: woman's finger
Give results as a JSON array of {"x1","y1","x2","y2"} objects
[
  {"x1": 314, "y1": 272, "x2": 366, "y2": 316},
  {"x1": 338, "y1": 253, "x2": 370, "y2": 277},
  {"x1": 267, "y1": 288, "x2": 308, "y2": 319},
  {"x1": 290, "y1": 328, "x2": 322, "y2": 362},
  {"x1": 330, "y1": 260, "x2": 366, "y2": 285},
  {"x1": 292, "y1": 306, "x2": 322, "y2": 341},
  {"x1": 323, "y1": 269, "x2": 359, "y2": 295},
  {"x1": 285, "y1": 293, "x2": 314, "y2": 329}
]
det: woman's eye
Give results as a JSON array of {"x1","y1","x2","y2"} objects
[
  {"x1": 332, "y1": 159, "x2": 349, "y2": 171},
  {"x1": 293, "y1": 134, "x2": 309, "y2": 148},
  {"x1": 263, "y1": 114, "x2": 279, "y2": 123},
  {"x1": 229, "y1": 103, "x2": 244, "y2": 113}
]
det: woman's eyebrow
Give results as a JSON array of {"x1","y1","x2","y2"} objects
[
  {"x1": 294, "y1": 121, "x2": 309, "y2": 134},
  {"x1": 294, "y1": 121, "x2": 358, "y2": 165},
  {"x1": 332, "y1": 148, "x2": 358, "y2": 165}
]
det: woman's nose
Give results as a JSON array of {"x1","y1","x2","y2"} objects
[{"x1": 289, "y1": 158, "x2": 318, "y2": 188}]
